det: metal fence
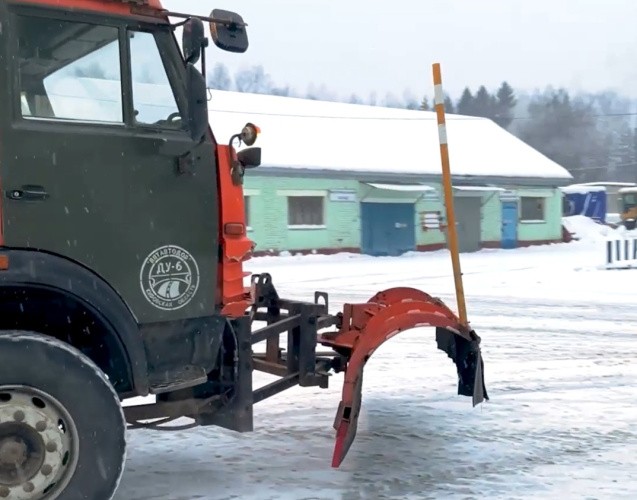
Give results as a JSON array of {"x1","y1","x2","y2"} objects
[{"x1": 605, "y1": 235, "x2": 637, "y2": 269}]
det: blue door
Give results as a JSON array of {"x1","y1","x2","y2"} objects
[
  {"x1": 501, "y1": 201, "x2": 518, "y2": 249},
  {"x1": 361, "y1": 203, "x2": 416, "y2": 256}
]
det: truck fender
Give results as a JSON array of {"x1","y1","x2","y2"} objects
[{"x1": 0, "y1": 249, "x2": 148, "y2": 395}]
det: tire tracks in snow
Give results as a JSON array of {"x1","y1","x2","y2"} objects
[{"x1": 116, "y1": 253, "x2": 637, "y2": 499}]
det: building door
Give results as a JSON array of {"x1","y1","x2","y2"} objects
[
  {"x1": 501, "y1": 201, "x2": 518, "y2": 249},
  {"x1": 453, "y1": 197, "x2": 481, "y2": 253},
  {"x1": 361, "y1": 203, "x2": 416, "y2": 256}
]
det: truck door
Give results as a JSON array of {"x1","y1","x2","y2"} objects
[{"x1": 0, "y1": 6, "x2": 220, "y2": 323}]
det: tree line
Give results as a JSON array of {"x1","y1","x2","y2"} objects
[{"x1": 448, "y1": 85, "x2": 636, "y2": 184}]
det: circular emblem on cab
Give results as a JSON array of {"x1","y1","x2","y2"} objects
[{"x1": 140, "y1": 245, "x2": 200, "y2": 311}]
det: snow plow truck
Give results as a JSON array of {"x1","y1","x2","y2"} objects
[
  {"x1": 0, "y1": 0, "x2": 488, "y2": 498},
  {"x1": 619, "y1": 187, "x2": 637, "y2": 229}
]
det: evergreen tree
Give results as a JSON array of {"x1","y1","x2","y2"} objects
[
  {"x1": 494, "y1": 81, "x2": 516, "y2": 128},
  {"x1": 518, "y1": 88, "x2": 603, "y2": 182},
  {"x1": 419, "y1": 94, "x2": 453, "y2": 112},
  {"x1": 444, "y1": 95, "x2": 455, "y2": 114},
  {"x1": 613, "y1": 123, "x2": 637, "y2": 182},
  {"x1": 473, "y1": 85, "x2": 495, "y2": 118},
  {"x1": 456, "y1": 87, "x2": 475, "y2": 115}
]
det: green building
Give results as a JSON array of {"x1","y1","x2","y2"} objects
[{"x1": 210, "y1": 90, "x2": 573, "y2": 256}]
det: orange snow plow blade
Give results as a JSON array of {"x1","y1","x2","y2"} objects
[{"x1": 319, "y1": 287, "x2": 488, "y2": 468}]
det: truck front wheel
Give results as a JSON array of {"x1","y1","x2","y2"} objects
[{"x1": 0, "y1": 332, "x2": 127, "y2": 500}]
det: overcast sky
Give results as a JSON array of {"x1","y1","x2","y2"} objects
[{"x1": 163, "y1": 0, "x2": 637, "y2": 102}]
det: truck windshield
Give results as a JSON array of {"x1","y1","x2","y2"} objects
[
  {"x1": 623, "y1": 193, "x2": 637, "y2": 209},
  {"x1": 17, "y1": 14, "x2": 184, "y2": 129}
]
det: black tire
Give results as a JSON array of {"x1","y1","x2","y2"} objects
[{"x1": 0, "y1": 331, "x2": 127, "y2": 500}]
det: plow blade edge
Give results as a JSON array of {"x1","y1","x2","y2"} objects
[{"x1": 319, "y1": 287, "x2": 488, "y2": 468}]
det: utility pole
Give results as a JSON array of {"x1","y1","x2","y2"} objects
[{"x1": 432, "y1": 63, "x2": 468, "y2": 328}]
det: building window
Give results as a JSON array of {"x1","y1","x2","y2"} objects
[
  {"x1": 288, "y1": 196, "x2": 325, "y2": 227},
  {"x1": 520, "y1": 197, "x2": 546, "y2": 222}
]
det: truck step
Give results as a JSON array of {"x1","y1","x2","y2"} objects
[{"x1": 148, "y1": 365, "x2": 209, "y2": 395}]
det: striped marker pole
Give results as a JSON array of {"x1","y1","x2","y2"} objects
[{"x1": 432, "y1": 63, "x2": 468, "y2": 326}]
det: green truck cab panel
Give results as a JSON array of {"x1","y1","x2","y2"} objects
[{"x1": 0, "y1": 4, "x2": 220, "y2": 324}]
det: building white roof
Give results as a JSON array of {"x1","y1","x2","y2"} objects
[
  {"x1": 577, "y1": 182, "x2": 637, "y2": 187},
  {"x1": 37, "y1": 76, "x2": 572, "y2": 182},
  {"x1": 208, "y1": 90, "x2": 573, "y2": 182}
]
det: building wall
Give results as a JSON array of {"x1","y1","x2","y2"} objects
[
  {"x1": 414, "y1": 193, "x2": 447, "y2": 250},
  {"x1": 479, "y1": 188, "x2": 563, "y2": 247},
  {"x1": 516, "y1": 188, "x2": 563, "y2": 243},
  {"x1": 243, "y1": 174, "x2": 564, "y2": 255},
  {"x1": 243, "y1": 176, "x2": 361, "y2": 253},
  {"x1": 359, "y1": 182, "x2": 447, "y2": 250}
]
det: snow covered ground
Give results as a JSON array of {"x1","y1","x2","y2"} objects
[{"x1": 115, "y1": 221, "x2": 637, "y2": 500}]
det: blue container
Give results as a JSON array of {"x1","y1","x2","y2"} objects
[{"x1": 561, "y1": 185, "x2": 607, "y2": 223}]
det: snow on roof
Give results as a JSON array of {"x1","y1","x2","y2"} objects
[
  {"x1": 39, "y1": 77, "x2": 572, "y2": 181},
  {"x1": 364, "y1": 183, "x2": 435, "y2": 192},
  {"x1": 454, "y1": 185, "x2": 506, "y2": 192},
  {"x1": 577, "y1": 181, "x2": 637, "y2": 187},
  {"x1": 208, "y1": 90, "x2": 573, "y2": 181},
  {"x1": 619, "y1": 187, "x2": 637, "y2": 194},
  {"x1": 560, "y1": 184, "x2": 607, "y2": 194}
]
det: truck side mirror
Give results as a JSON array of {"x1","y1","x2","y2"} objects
[
  {"x1": 237, "y1": 147, "x2": 261, "y2": 168},
  {"x1": 209, "y1": 9, "x2": 249, "y2": 53},
  {"x1": 186, "y1": 64, "x2": 208, "y2": 142},
  {"x1": 183, "y1": 18, "x2": 206, "y2": 64}
]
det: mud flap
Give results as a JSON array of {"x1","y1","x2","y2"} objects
[
  {"x1": 321, "y1": 287, "x2": 489, "y2": 468},
  {"x1": 436, "y1": 327, "x2": 488, "y2": 406}
]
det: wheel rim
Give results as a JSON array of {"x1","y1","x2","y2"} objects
[{"x1": 0, "y1": 386, "x2": 79, "y2": 500}]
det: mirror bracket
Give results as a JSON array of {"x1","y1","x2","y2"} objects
[{"x1": 186, "y1": 63, "x2": 209, "y2": 143}]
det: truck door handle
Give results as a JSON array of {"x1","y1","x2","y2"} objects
[{"x1": 6, "y1": 185, "x2": 49, "y2": 201}]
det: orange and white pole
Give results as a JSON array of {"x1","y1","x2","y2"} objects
[{"x1": 432, "y1": 63, "x2": 469, "y2": 327}]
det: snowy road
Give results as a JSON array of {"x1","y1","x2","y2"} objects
[{"x1": 115, "y1": 237, "x2": 637, "y2": 500}]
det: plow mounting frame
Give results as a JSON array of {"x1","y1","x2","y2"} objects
[{"x1": 123, "y1": 274, "x2": 487, "y2": 468}]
